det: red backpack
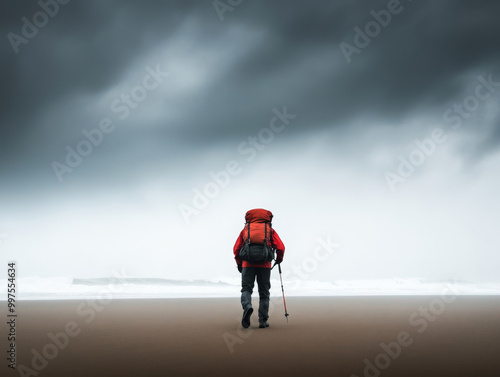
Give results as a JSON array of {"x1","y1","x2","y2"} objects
[{"x1": 239, "y1": 209, "x2": 275, "y2": 263}]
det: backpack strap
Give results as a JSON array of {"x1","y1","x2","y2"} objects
[
  {"x1": 264, "y1": 222, "x2": 276, "y2": 262},
  {"x1": 246, "y1": 222, "x2": 251, "y2": 244}
]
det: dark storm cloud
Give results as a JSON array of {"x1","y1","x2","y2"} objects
[
  {"x1": 0, "y1": 0, "x2": 199, "y2": 150},
  {"x1": 165, "y1": 0, "x2": 500, "y2": 143},
  {"x1": 1, "y1": 0, "x2": 500, "y2": 189}
]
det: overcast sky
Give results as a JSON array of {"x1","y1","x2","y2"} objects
[{"x1": 1, "y1": 0, "x2": 499, "y2": 283}]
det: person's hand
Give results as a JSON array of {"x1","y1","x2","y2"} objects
[
  {"x1": 237, "y1": 264, "x2": 242, "y2": 273},
  {"x1": 276, "y1": 257, "x2": 283, "y2": 264}
]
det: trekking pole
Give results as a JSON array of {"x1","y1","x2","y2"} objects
[{"x1": 278, "y1": 264, "x2": 289, "y2": 323}]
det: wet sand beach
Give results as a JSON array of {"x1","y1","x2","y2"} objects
[{"x1": 7, "y1": 296, "x2": 500, "y2": 377}]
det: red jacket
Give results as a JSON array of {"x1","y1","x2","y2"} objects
[{"x1": 233, "y1": 227, "x2": 285, "y2": 268}]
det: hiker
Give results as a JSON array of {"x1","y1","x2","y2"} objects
[{"x1": 233, "y1": 208, "x2": 285, "y2": 328}]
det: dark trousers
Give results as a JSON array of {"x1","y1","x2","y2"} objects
[{"x1": 241, "y1": 267, "x2": 271, "y2": 322}]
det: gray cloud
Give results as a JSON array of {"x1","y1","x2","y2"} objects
[{"x1": 1, "y1": 0, "x2": 500, "y2": 192}]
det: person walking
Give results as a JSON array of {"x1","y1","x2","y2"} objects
[{"x1": 233, "y1": 208, "x2": 285, "y2": 328}]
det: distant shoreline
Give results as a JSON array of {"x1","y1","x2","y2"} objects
[{"x1": 2, "y1": 277, "x2": 500, "y2": 300}]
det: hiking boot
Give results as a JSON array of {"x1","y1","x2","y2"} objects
[
  {"x1": 259, "y1": 321, "x2": 269, "y2": 328},
  {"x1": 241, "y1": 307, "x2": 253, "y2": 328}
]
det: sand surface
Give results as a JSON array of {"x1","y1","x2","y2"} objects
[{"x1": 5, "y1": 296, "x2": 500, "y2": 376}]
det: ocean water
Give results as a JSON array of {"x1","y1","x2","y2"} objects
[{"x1": 1, "y1": 276, "x2": 500, "y2": 300}]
